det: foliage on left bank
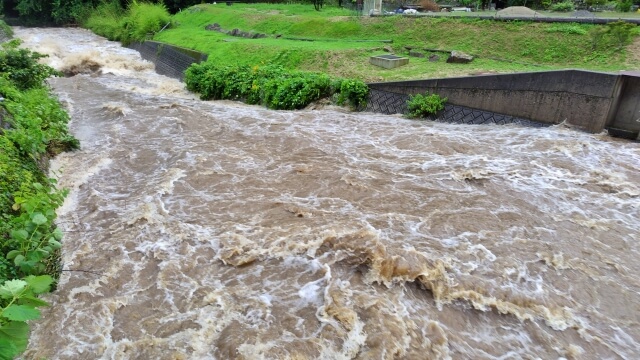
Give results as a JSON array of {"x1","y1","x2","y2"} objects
[{"x1": 0, "y1": 32, "x2": 78, "y2": 358}]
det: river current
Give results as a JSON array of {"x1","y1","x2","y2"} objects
[{"x1": 14, "y1": 27, "x2": 640, "y2": 359}]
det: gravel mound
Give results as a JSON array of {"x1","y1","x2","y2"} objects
[
  {"x1": 572, "y1": 10, "x2": 595, "y2": 18},
  {"x1": 496, "y1": 6, "x2": 543, "y2": 17}
]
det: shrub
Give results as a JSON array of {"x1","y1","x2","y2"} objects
[
  {"x1": 607, "y1": 21, "x2": 635, "y2": 49},
  {"x1": 550, "y1": 1, "x2": 575, "y2": 11},
  {"x1": 2, "y1": 83, "x2": 79, "y2": 157},
  {"x1": 6, "y1": 181, "x2": 66, "y2": 276},
  {"x1": 267, "y1": 73, "x2": 333, "y2": 110},
  {"x1": 336, "y1": 79, "x2": 369, "y2": 110},
  {"x1": 0, "y1": 40, "x2": 61, "y2": 91},
  {"x1": 406, "y1": 93, "x2": 447, "y2": 118},
  {"x1": 185, "y1": 63, "x2": 368, "y2": 110}
]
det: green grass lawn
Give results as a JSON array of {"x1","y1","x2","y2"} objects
[{"x1": 153, "y1": 4, "x2": 640, "y2": 82}]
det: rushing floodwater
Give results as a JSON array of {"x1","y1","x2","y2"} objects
[{"x1": 15, "y1": 27, "x2": 640, "y2": 359}]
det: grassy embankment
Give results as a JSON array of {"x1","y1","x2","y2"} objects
[{"x1": 148, "y1": 4, "x2": 640, "y2": 82}]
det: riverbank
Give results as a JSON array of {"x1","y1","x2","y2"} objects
[
  {"x1": 0, "y1": 26, "x2": 79, "y2": 358},
  {"x1": 144, "y1": 4, "x2": 640, "y2": 82}
]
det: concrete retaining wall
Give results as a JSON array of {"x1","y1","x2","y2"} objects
[
  {"x1": 612, "y1": 74, "x2": 640, "y2": 135},
  {"x1": 368, "y1": 70, "x2": 639, "y2": 137},
  {"x1": 128, "y1": 41, "x2": 207, "y2": 80}
]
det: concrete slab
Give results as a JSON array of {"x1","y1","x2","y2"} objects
[{"x1": 369, "y1": 54, "x2": 409, "y2": 69}]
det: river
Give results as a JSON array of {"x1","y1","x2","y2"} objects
[{"x1": 14, "y1": 27, "x2": 640, "y2": 359}]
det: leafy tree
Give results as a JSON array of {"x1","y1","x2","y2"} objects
[
  {"x1": 2, "y1": 0, "x2": 100, "y2": 25},
  {"x1": 585, "y1": 0, "x2": 607, "y2": 6},
  {"x1": 162, "y1": 0, "x2": 202, "y2": 14}
]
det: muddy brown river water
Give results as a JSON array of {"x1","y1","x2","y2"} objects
[{"x1": 14, "y1": 27, "x2": 640, "y2": 359}]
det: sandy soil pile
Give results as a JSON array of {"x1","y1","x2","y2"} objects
[{"x1": 496, "y1": 6, "x2": 543, "y2": 17}]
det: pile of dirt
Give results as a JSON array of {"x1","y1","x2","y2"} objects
[
  {"x1": 496, "y1": 6, "x2": 543, "y2": 17},
  {"x1": 572, "y1": 10, "x2": 595, "y2": 18}
]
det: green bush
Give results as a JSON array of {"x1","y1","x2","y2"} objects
[
  {"x1": 6, "y1": 181, "x2": 66, "y2": 276},
  {"x1": 336, "y1": 79, "x2": 369, "y2": 110},
  {"x1": 185, "y1": 63, "x2": 368, "y2": 110},
  {"x1": 406, "y1": 93, "x2": 447, "y2": 119},
  {"x1": 607, "y1": 21, "x2": 635, "y2": 49},
  {"x1": 588, "y1": 21, "x2": 636, "y2": 52},
  {"x1": 2, "y1": 83, "x2": 79, "y2": 157},
  {"x1": 550, "y1": 1, "x2": 575, "y2": 11},
  {"x1": 588, "y1": 26, "x2": 609, "y2": 50},
  {"x1": 0, "y1": 40, "x2": 61, "y2": 91},
  {"x1": 267, "y1": 73, "x2": 332, "y2": 110}
]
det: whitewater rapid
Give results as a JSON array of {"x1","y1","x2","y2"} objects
[{"x1": 14, "y1": 27, "x2": 640, "y2": 359}]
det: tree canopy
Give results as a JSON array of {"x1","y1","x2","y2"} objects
[{"x1": 0, "y1": 0, "x2": 202, "y2": 25}]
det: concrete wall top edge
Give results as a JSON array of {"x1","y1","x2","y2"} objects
[
  {"x1": 138, "y1": 41, "x2": 208, "y2": 61},
  {"x1": 368, "y1": 69, "x2": 619, "y2": 98}
]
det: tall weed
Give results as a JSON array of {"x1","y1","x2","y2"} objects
[
  {"x1": 84, "y1": 0, "x2": 126, "y2": 41},
  {"x1": 124, "y1": 2, "x2": 172, "y2": 43},
  {"x1": 86, "y1": 1, "x2": 171, "y2": 44}
]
